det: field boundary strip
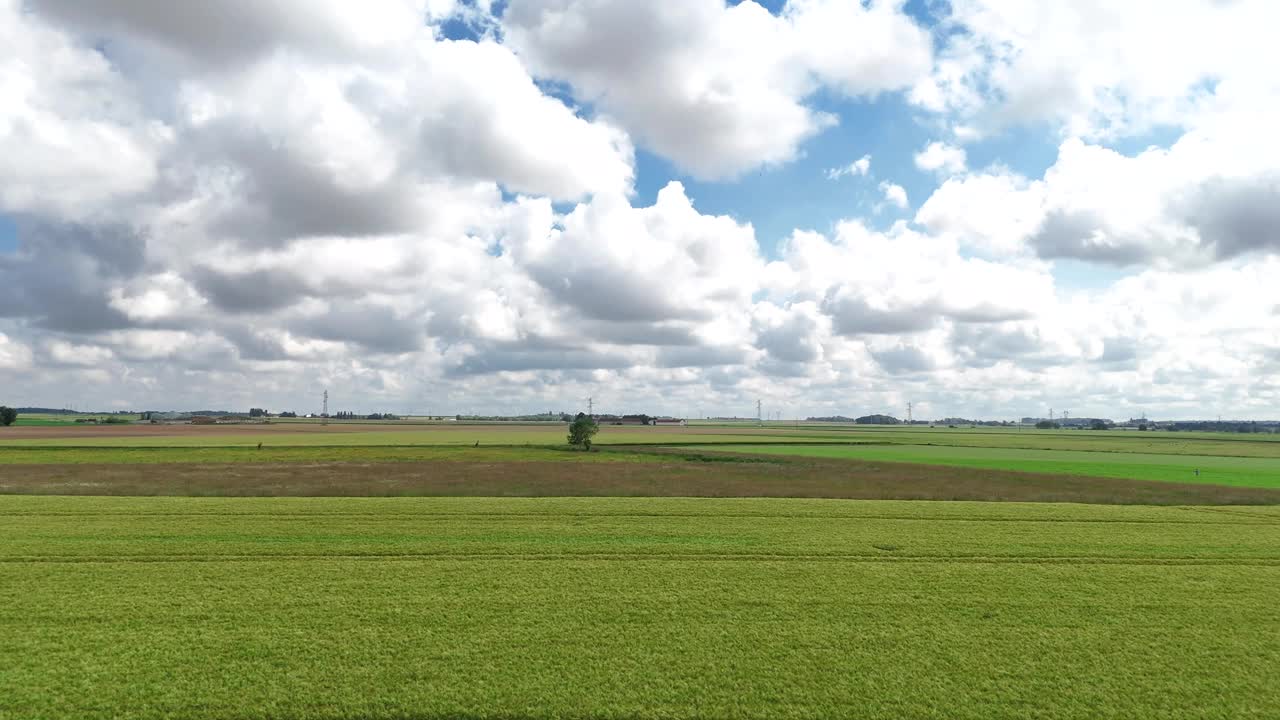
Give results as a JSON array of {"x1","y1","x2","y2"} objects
[
  {"x1": 1173, "y1": 506, "x2": 1280, "y2": 522},
  {"x1": 8, "y1": 437, "x2": 1280, "y2": 459},
  {"x1": 734, "y1": 425, "x2": 1280, "y2": 446},
  {"x1": 3, "y1": 510, "x2": 1275, "y2": 524},
  {"x1": 658, "y1": 444, "x2": 1280, "y2": 461},
  {"x1": 5, "y1": 552, "x2": 1280, "y2": 566},
  {"x1": 0, "y1": 440, "x2": 892, "y2": 450}
]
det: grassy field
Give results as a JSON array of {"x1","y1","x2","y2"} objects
[
  {"x1": 3, "y1": 496, "x2": 1277, "y2": 720},
  {"x1": 5, "y1": 422, "x2": 1280, "y2": 456},
  {"x1": 693, "y1": 444, "x2": 1280, "y2": 490},
  {"x1": 5, "y1": 424, "x2": 1280, "y2": 718}
]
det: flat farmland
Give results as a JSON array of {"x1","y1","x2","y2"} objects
[
  {"x1": 5, "y1": 421, "x2": 1280, "y2": 458},
  {"x1": 691, "y1": 444, "x2": 1280, "y2": 490},
  {"x1": 0, "y1": 423, "x2": 829, "y2": 447},
  {"x1": 6, "y1": 452, "x2": 1279, "y2": 504},
  {"x1": 3, "y1": 496, "x2": 1278, "y2": 720},
  {"x1": 5, "y1": 422, "x2": 1280, "y2": 493},
  {"x1": 5, "y1": 424, "x2": 1280, "y2": 719}
]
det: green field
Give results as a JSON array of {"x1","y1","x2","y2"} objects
[
  {"x1": 3, "y1": 496, "x2": 1278, "y2": 720},
  {"x1": 693, "y1": 444, "x2": 1280, "y2": 490},
  {"x1": 5, "y1": 423, "x2": 1280, "y2": 718}
]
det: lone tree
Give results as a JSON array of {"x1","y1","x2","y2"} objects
[
  {"x1": 0, "y1": 406, "x2": 17, "y2": 427},
  {"x1": 567, "y1": 412, "x2": 599, "y2": 450}
]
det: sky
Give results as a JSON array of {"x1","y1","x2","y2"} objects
[{"x1": 1, "y1": 0, "x2": 1278, "y2": 420}]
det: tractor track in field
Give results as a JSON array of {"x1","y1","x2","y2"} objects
[{"x1": 4, "y1": 510, "x2": 1277, "y2": 524}]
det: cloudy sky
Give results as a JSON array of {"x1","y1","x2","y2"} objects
[{"x1": 1, "y1": 0, "x2": 1277, "y2": 419}]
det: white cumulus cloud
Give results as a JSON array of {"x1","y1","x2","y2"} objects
[
  {"x1": 879, "y1": 182, "x2": 909, "y2": 210},
  {"x1": 503, "y1": 0, "x2": 932, "y2": 179},
  {"x1": 826, "y1": 155, "x2": 872, "y2": 180},
  {"x1": 914, "y1": 142, "x2": 967, "y2": 176}
]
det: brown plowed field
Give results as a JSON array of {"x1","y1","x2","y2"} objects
[{"x1": 5, "y1": 457, "x2": 1278, "y2": 505}]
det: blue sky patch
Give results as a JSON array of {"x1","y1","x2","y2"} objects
[{"x1": 0, "y1": 214, "x2": 17, "y2": 254}]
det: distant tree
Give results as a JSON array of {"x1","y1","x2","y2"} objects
[
  {"x1": 249, "y1": 408, "x2": 267, "y2": 418},
  {"x1": 1138, "y1": 423, "x2": 1148, "y2": 431},
  {"x1": 567, "y1": 412, "x2": 599, "y2": 450},
  {"x1": 1090, "y1": 420, "x2": 1109, "y2": 430},
  {"x1": 855, "y1": 414, "x2": 901, "y2": 425},
  {"x1": 0, "y1": 406, "x2": 16, "y2": 426},
  {"x1": 1035, "y1": 420, "x2": 1059, "y2": 429}
]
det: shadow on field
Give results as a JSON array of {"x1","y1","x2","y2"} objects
[{"x1": 3, "y1": 452, "x2": 1278, "y2": 505}]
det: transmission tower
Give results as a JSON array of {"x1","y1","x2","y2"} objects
[
  {"x1": 588, "y1": 397, "x2": 593, "y2": 417},
  {"x1": 907, "y1": 402, "x2": 913, "y2": 425},
  {"x1": 757, "y1": 399, "x2": 763, "y2": 425},
  {"x1": 322, "y1": 390, "x2": 329, "y2": 426}
]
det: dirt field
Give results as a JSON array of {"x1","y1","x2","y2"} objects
[{"x1": 6, "y1": 457, "x2": 1280, "y2": 504}]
